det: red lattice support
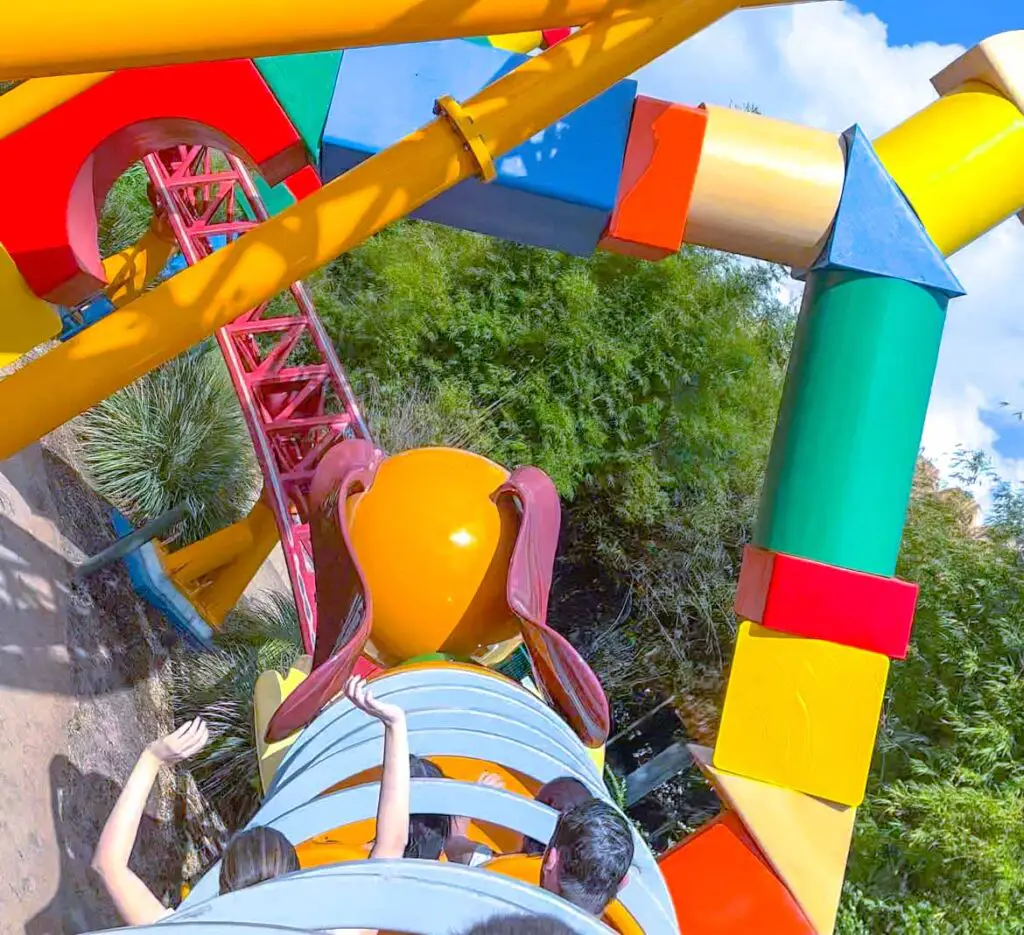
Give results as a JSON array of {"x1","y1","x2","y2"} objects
[{"x1": 144, "y1": 146, "x2": 371, "y2": 654}]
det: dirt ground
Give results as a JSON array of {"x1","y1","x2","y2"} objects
[{"x1": 0, "y1": 428, "x2": 289, "y2": 935}]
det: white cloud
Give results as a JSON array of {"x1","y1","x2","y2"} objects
[{"x1": 634, "y1": 1, "x2": 1024, "y2": 508}]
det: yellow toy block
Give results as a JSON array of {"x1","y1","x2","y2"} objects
[
  {"x1": 487, "y1": 31, "x2": 544, "y2": 54},
  {"x1": 691, "y1": 744, "x2": 856, "y2": 935},
  {"x1": 713, "y1": 622, "x2": 888, "y2": 807},
  {"x1": 255, "y1": 655, "x2": 313, "y2": 793},
  {"x1": 932, "y1": 31, "x2": 1024, "y2": 113},
  {"x1": 0, "y1": 243, "x2": 62, "y2": 369}
]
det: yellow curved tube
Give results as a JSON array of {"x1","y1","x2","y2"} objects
[
  {"x1": 0, "y1": 73, "x2": 110, "y2": 141},
  {"x1": 874, "y1": 80, "x2": 1024, "y2": 257}
]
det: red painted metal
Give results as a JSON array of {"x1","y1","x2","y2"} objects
[{"x1": 144, "y1": 146, "x2": 372, "y2": 657}]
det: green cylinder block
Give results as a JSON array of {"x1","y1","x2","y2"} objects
[{"x1": 754, "y1": 270, "x2": 948, "y2": 577}]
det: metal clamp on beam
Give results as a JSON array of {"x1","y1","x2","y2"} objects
[{"x1": 433, "y1": 95, "x2": 496, "y2": 182}]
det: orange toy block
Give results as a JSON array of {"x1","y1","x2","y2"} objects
[
  {"x1": 600, "y1": 96, "x2": 707, "y2": 261},
  {"x1": 691, "y1": 745, "x2": 856, "y2": 935},
  {"x1": 0, "y1": 61, "x2": 308, "y2": 305},
  {"x1": 659, "y1": 811, "x2": 814, "y2": 934}
]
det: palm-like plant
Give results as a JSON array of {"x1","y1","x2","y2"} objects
[
  {"x1": 167, "y1": 592, "x2": 304, "y2": 829},
  {"x1": 78, "y1": 347, "x2": 260, "y2": 545}
]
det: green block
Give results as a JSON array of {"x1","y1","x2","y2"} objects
[
  {"x1": 254, "y1": 51, "x2": 343, "y2": 165},
  {"x1": 237, "y1": 174, "x2": 297, "y2": 222},
  {"x1": 754, "y1": 270, "x2": 948, "y2": 577},
  {"x1": 255, "y1": 174, "x2": 297, "y2": 217}
]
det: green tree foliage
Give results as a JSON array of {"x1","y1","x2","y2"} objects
[
  {"x1": 839, "y1": 463, "x2": 1024, "y2": 933},
  {"x1": 308, "y1": 222, "x2": 792, "y2": 707}
]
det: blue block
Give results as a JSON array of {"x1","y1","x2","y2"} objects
[
  {"x1": 807, "y1": 125, "x2": 965, "y2": 298},
  {"x1": 320, "y1": 39, "x2": 637, "y2": 256},
  {"x1": 112, "y1": 510, "x2": 215, "y2": 652}
]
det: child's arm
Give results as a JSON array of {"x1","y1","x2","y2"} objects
[
  {"x1": 345, "y1": 677, "x2": 409, "y2": 860},
  {"x1": 92, "y1": 719, "x2": 209, "y2": 924}
]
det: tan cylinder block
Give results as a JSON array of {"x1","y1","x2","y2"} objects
[{"x1": 684, "y1": 105, "x2": 845, "y2": 268}]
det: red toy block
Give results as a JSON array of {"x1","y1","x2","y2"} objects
[
  {"x1": 542, "y1": 28, "x2": 573, "y2": 48},
  {"x1": 0, "y1": 61, "x2": 308, "y2": 305},
  {"x1": 736, "y1": 544, "x2": 919, "y2": 659},
  {"x1": 599, "y1": 96, "x2": 707, "y2": 261},
  {"x1": 659, "y1": 811, "x2": 814, "y2": 934},
  {"x1": 285, "y1": 165, "x2": 323, "y2": 201}
]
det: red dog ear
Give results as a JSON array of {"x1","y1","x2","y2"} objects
[
  {"x1": 266, "y1": 439, "x2": 383, "y2": 743},
  {"x1": 496, "y1": 466, "x2": 610, "y2": 748}
]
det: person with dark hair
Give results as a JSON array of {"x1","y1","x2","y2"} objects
[
  {"x1": 219, "y1": 826, "x2": 299, "y2": 895},
  {"x1": 461, "y1": 914, "x2": 577, "y2": 935},
  {"x1": 404, "y1": 756, "x2": 504, "y2": 865},
  {"x1": 540, "y1": 799, "x2": 634, "y2": 917},
  {"x1": 522, "y1": 776, "x2": 591, "y2": 856},
  {"x1": 405, "y1": 755, "x2": 451, "y2": 859}
]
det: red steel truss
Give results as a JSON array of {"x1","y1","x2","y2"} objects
[{"x1": 144, "y1": 147, "x2": 371, "y2": 654}]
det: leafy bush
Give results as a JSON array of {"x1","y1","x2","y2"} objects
[
  {"x1": 78, "y1": 347, "x2": 260, "y2": 545},
  {"x1": 167, "y1": 593, "x2": 303, "y2": 829},
  {"x1": 308, "y1": 223, "x2": 791, "y2": 715},
  {"x1": 839, "y1": 463, "x2": 1024, "y2": 933}
]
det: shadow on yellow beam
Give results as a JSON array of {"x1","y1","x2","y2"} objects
[
  {"x1": 4, "y1": 0, "x2": 805, "y2": 80},
  {"x1": 0, "y1": 0, "x2": 804, "y2": 458}
]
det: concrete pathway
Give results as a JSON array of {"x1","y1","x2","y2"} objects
[{"x1": 0, "y1": 446, "x2": 74, "y2": 935}]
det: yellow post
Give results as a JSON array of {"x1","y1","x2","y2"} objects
[
  {"x1": 161, "y1": 499, "x2": 280, "y2": 627},
  {"x1": 873, "y1": 81, "x2": 1024, "y2": 257},
  {"x1": 102, "y1": 220, "x2": 178, "y2": 308},
  {"x1": 0, "y1": 0, "x2": 788, "y2": 459},
  {"x1": 0, "y1": 244, "x2": 63, "y2": 369},
  {"x1": 0, "y1": 73, "x2": 110, "y2": 140}
]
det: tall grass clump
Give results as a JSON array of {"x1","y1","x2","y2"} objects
[
  {"x1": 99, "y1": 162, "x2": 155, "y2": 257},
  {"x1": 78, "y1": 347, "x2": 260, "y2": 545},
  {"x1": 167, "y1": 593, "x2": 303, "y2": 828}
]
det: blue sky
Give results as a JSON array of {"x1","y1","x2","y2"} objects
[
  {"x1": 851, "y1": 0, "x2": 1018, "y2": 48},
  {"x1": 635, "y1": 1, "x2": 1024, "y2": 508}
]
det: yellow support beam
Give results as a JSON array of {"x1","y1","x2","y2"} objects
[
  {"x1": 0, "y1": 0, "x2": 774, "y2": 80},
  {"x1": 0, "y1": 73, "x2": 110, "y2": 140},
  {"x1": 0, "y1": 243, "x2": 63, "y2": 369},
  {"x1": 101, "y1": 219, "x2": 177, "y2": 308},
  {"x1": 0, "y1": 0, "x2": 794, "y2": 458},
  {"x1": 162, "y1": 499, "x2": 280, "y2": 627}
]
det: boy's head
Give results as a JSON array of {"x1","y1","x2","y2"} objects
[
  {"x1": 219, "y1": 826, "x2": 298, "y2": 894},
  {"x1": 405, "y1": 755, "x2": 451, "y2": 859},
  {"x1": 461, "y1": 914, "x2": 576, "y2": 935},
  {"x1": 540, "y1": 799, "x2": 634, "y2": 916},
  {"x1": 523, "y1": 777, "x2": 592, "y2": 856}
]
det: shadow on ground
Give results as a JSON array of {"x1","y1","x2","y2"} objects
[{"x1": 25, "y1": 757, "x2": 184, "y2": 935}]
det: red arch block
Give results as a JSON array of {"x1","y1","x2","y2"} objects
[{"x1": 0, "y1": 61, "x2": 307, "y2": 304}]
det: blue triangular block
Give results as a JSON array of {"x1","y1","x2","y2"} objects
[{"x1": 808, "y1": 125, "x2": 965, "y2": 298}]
